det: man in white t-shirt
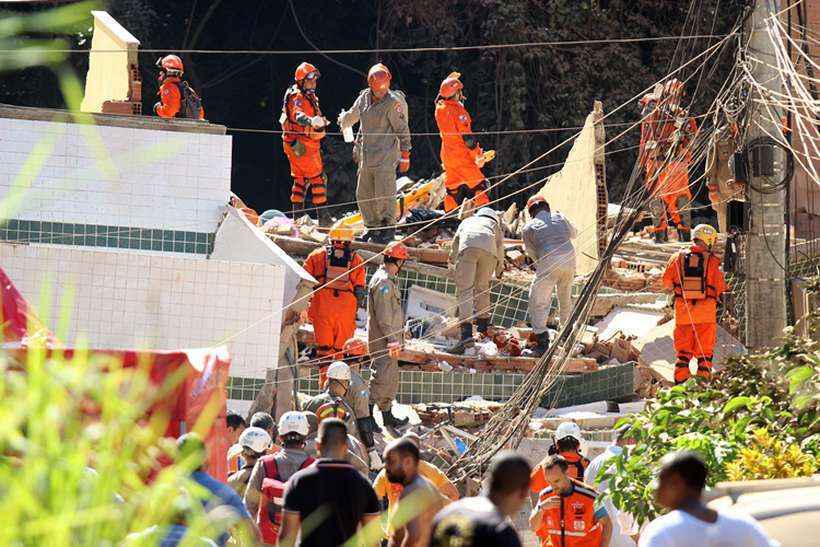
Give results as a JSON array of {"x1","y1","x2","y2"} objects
[{"x1": 639, "y1": 451, "x2": 778, "y2": 547}]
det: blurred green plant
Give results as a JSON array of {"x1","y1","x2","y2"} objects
[{"x1": 601, "y1": 279, "x2": 820, "y2": 526}]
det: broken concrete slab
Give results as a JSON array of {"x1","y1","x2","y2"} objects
[
  {"x1": 633, "y1": 321, "x2": 746, "y2": 383},
  {"x1": 594, "y1": 306, "x2": 666, "y2": 340}
]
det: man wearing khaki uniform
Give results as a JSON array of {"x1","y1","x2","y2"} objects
[
  {"x1": 522, "y1": 195, "x2": 577, "y2": 355},
  {"x1": 338, "y1": 63, "x2": 411, "y2": 244},
  {"x1": 367, "y1": 242, "x2": 410, "y2": 428},
  {"x1": 448, "y1": 207, "x2": 505, "y2": 354}
]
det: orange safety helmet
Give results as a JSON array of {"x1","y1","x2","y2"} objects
[
  {"x1": 383, "y1": 242, "x2": 409, "y2": 260},
  {"x1": 526, "y1": 194, "x2": 548, "y2": 213},
  {"x1": 367, "y1": 63, "x2": 392, "y2": 93},
  {"x1": 294, "y1": 62, "x2": 320, "y2": 83},
  {"x1": 439, "y1": 72, "x2": 463, "y2": 99},
  {"x1": 343, "y1": 337, "x2": 368, "y2": 357},
  {"x1": 157, "y1": 54, "x2": 184, "y2": 75}
]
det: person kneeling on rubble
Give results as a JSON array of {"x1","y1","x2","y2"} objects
[
  {"x1": 343, "y1": 337, "x2": 384, "y2": 470},
  {"x1": 448, "y1": 207, "x2": 506, "y2": 355},
  {"x1": 662, "y1": 224, "x2": 726, "y2": 384},
  {"x1": 368, "y1": 242, "x2": 411, "y2": 428},
  {"x1": 303, "y1": 225, "x2": 366, "y2": 387},
  {"x1": 523, "y1": 195, "x2": 578, "y2": 356}
]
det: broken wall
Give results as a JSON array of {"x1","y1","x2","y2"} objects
[{"x1": 80, "y1": 11, "x2": 140, "y2": 114}]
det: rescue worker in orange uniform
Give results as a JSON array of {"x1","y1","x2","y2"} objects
[
  {"x1": 531, "y1": 422, "x2": 590, "y2": 501},
  {"x1": 302, "y1": 225, "x2": 366, "y2": 385},
  {"x1": 530, "y1": 455, "x2": 612, "y2": 547},
  {"x1": 281, "y1": 62, "x2": 330, "y2": 221},
  {"x1": 154, "y1": 54, "x2": 205, "y2": 120},
  {"x1": 662, "y1": 224, "x2": 726, "y2": 384},
  {"x1": 434, "y1": 72, "x2": 493, "y2": 212},
  {"x1": 639, "y1": 79, "x2": 697, "y2": 243}
]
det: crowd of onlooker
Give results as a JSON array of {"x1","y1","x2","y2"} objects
[{"x1": 149, "y1": 412, "x2": 777, "y2": 546}]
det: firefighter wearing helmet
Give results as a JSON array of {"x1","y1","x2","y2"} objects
[
  {"x1": 246, "y1": 411, "x2": 314, "y2": 543},
  {"x1": 448, "y1": 207, "x2": 506, "y2": 354},
  {"x1": 366, "y1": 243, "x2": 409, "y2": 428},
  {"x1": 342, "y1": 337, "x2": 382, "y2": 469},
  {"x1": 280, "y1": 62, "x2": 331, "y2": 223},
  {"x1": 302, "y1": 224, "x2": 366, "y2": 386},
  {"x1": 639, "y1": 78, "x2": 698, "y2": 242},
  {"x1": 435, "y1": 72, "x2": 494, "y2": 213},
  {"x1": 530, "y1": 421, "x2": 591, "y2": 499},
  {"x1": 662, "y1": 223, "x2": 726, "y2": 383},
  {"x1": 154, "y1": 54, "x2": 205, "y2": 120},
  {"x1": 338, "y1": 63, "x2": 412, "y2": 244}
]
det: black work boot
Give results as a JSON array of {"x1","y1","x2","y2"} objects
[
  {"x1": 654, "y1": 229, "x2": 668, "y2": 243},
  {"x1": 678, "y1": 227, "x2": 691, "y2": 242},
  {"x1": 318, "y1": 207, "x2": 333, "y2": 227},
  {"x1": 532, "y1": 331, "x2": 551, "y2": 357},
  {"x1": 476, "y1": 317, "x2": 490, "y2": 337},
  {"x1": 381, "y1": 407, "x2": 409, "y2": 428},
  {"x1": 451, "y1": 323, "x2": 475, "y2": 355},
  {"x1": 380, "y1": 227, "x2": 396, "y2": 245}
]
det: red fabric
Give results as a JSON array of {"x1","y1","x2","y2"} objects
[{"x1": 1, "y1": 267, "x2": 56, "y2": 345}]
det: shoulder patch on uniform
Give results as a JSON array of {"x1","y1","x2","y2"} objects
[
  {"x1": 459, "y1": 114, "x2": 468, "y2": 122},
  {"x1": 574, "y1": 485, "x2": 598, "y2": 499},
  {"x1": 380, "y1": 285, "x2": 390, "y2": 294},
  {"x1": 294, "y1": 98, "x2": 303, "y2": 107}
]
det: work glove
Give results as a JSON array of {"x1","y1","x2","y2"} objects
[
  {"x1": 475, "y1": 153, "x2": 486, "y2": 168},
  {"x1": 399, "y1": 151, "x2": 410, "y2": 173},
  {"x1": 153, "y1": 102, "x2": 161, "y2": 114},
  {"x1": 387, "y1": 341, "x2": 401, "y2": 358},
  {"x1": 354, "y1": 286, "x2": 366, "y2": 309},
  {"x1": 310, "y1": 115, "x2": 328, "y2": 129},
  {"x1": 368, "y1": 449, "x2": 384, "y2": 471}
]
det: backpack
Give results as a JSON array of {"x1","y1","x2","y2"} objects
[
  {"x1": 257, "y1": 454, "x2": 315, "y2": 544},
  {"x1": 176, "y1": 80, "x2": 202, "y2": 119}
]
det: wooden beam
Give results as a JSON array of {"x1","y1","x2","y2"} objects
[{"x1": 269, "y1": 234, "x2": 450, "y2": 265}]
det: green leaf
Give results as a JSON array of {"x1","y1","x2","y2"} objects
[
  {"x1": 723, "y1": 396, "x2": 753, "y2": 415},
  {"x1": 786, "y1": 366, "x2": 814, "y2": 394}
]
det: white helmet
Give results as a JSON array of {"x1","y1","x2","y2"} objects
[
  {"x1": 327, "y1": 361, "x2": 351, "y2": 381},
  {"x1": 476, "y1": 207, "x2": 499, "y2": 223},
  {"x1": 555, "y1": 421, "x2": 583, "y2": 443},
  {"x1": 237, "y1": 426, "x2": 271, "y2": 454},
  {"x1": 278, "y1": 411, "x2": 310, "y2": 437}
]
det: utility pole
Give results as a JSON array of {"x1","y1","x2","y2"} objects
[{"x1": 744, "y1": 0, "x2": 788, "y2": 348}]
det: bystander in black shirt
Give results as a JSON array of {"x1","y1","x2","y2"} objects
[
  {"x1": 430, "y1": 496, "x2": 521, "y2": 547},
  {"x1": 282, "y1": 458, "x2": 380, "y2": 547}
]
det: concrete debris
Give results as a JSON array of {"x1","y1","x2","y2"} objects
[
  {"x1": 594, "y1": 306, "x2": 667, "y2": 340},
  {"x1": 413, "y1": 399, "x2": 503, "y2": 428}
]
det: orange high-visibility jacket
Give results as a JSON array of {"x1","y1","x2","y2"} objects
[
  {"x1": 434, "y1": 99, "x2": 484, "y2": 187},
  {"x1": 281, "y1": 85, "x2": 324, "y2": 150},
  {"x1": 535, "y1": 479, "x2": 605, "y2": 547},
  {"x1": 303, "y1": 246, "x2": 366, "y2": 317},
  {"x1": 640, "y1": 104, "x2": 697, "y2": 194},
  {"x1": 662, "y1": 245, "x2": 726, "y2": 325},
  {"x1": 156, "y1": 77, "x2": 205, "y2": 119}
]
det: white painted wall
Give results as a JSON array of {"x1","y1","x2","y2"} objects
[
  {"x1": 0, "y1": 116, "x2": 231, "y2": 233},
  {"x1": 0, "y1": 243, "x2": 282, "y2": 380}
]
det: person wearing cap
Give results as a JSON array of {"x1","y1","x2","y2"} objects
[
  {"x1": 435, "y1": 72, "x2": 494, "y2": 213},
  {"x1": 343, "y1": 337, "x2": 383, "y2": 469},
  {"x1": 304, "y1": 361, "x2": 356, "y2": 426},
  {"x1": 585, "y1": 425, "x2": 640, "y2": 547},
  {"x1": 280, "y1": 62, "x2": 330, "y2": 222},
  {"x1": 531, "y1": 422, "x2": 590, "y2": 500},
  {"x1": 302, "y1": 225, "x2": 366, "y2": 384},
  {"x1": 448, "y1": 207, "x2": 506, "y2": 354},
  {"x1": 661, "y1": 223, "x2": 726, "y2": 384},
  {"x1": 338, "y1": 63, "x2": 412, "y2": 244},
  {"x1": 522, "y1": 195, "x2": 578, "y2": 356},
  {"x1": 367, "y1": 242, "x2": 411, "y2": 429},
  {"x1": 227, "y1": 427, "x2": 272, "y2": 497},
  {"x1": 244, "y1": 412, "x2": 315, "y2": 543}
]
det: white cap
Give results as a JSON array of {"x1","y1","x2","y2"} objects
[
  {"x1": 236, "y1": 426, "x2": 271, "y2": 454},
  {"x1": 555, "y1": 421, "x2": 583, "y2": 443},
  {"x1": 327, "y1": 361, "x2": 351, "y2": 381},
  {"x1": 278, "y1": 411, "x2": 310, "y2": 437}
]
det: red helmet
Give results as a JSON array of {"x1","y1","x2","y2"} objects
[
  {"x1": 439, "y1": 72, "x2": 463, "y2": 99},
  {"x1": 157, "y1": 54, "x2": 184, "y2": 75},
  {"x1": 343, "y1": 337, "x2": 368, "y2": 357},
  {"x1": 526, "y1": 195, "x2": 548, "y2": 213},
  {"x1": 295, "y1": 62, "x2": 320, "y2": 83},
  {"x1": 367, "y1": 63, "x2": 392, "y2": 92},
  {"x1": 384, "y1": 242, "x2": 409, "y2": 260}
]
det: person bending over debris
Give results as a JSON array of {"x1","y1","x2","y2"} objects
[
  {"x1": 430, "y1": 450, "x2": 531, "y2": 547},
  {"x1": 522, "y1": 195, "x2": 578, "y2": 356},
  {"x1": 531, "y1": 421, "x2": 590, "y2": 502},
  {"x1": 434, "y1": 72, "x2": 494, "y2": 213},
  {"x1": 302, "y1": 410, "x2": 371, "y2": 476},
  {"x1": 383, "y1": 438, "x2": 446, "y2": 547},
  {"x1": 302, "y1": 225, "x2": 366, "y2": 385},
  {"x1": 338, "y1": 63, "x2": 412, "y2": 244},
  {"x1": 227, "y1": 427, "x2": 271, "y2": 497},
  {"x1": 344, "y1": 337, "x2": 385, "y2": 470},
  {"x1": 280, "y1": 62, "x2": 330, "y2": 222},
  {"x1": 448, "y1": 207, "x2": 506, "y2": 354},
  {"x1": 639, "y1": 451, "x2": 776, "y2": 547},
  {"x1": 245, "y1": 411, "x2": 314, "y2": 544},
  {"x1": 154, "y1": 55, "x2": 205, "y2": 120},
  {"x1": 661, "y1": 224, "x2": 726, "y2": 384},
  {"x1": 368, "y1": 242, "x2": 411, "y2": 428}
]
